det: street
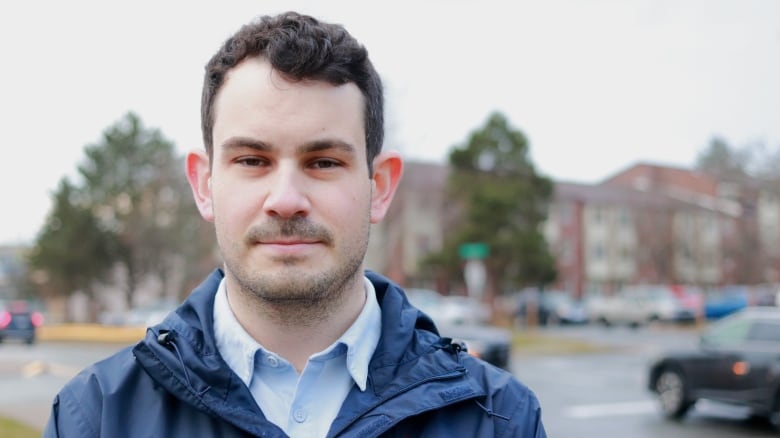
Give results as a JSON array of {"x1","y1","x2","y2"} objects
[
  {"x1": 513, "y1": 324, "x2": 779, "y2": 437},
  {"x1": 0, "y1": 341, "x2": 131, "y2": 431},
  {"x1": 1, "y1": 325, "x2": 778, "y2": 436}
]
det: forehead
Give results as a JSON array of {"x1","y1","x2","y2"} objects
[{"x1": 212, "y1": 57, "x2": 366, "y2": 155}]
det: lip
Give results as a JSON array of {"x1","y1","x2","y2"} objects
[
  {"x1": 260, "y1": 238, "x2": 321, "y2": 245},
  {"x1": 257, "y1": 240, "x2": 322, "y2": 256}
]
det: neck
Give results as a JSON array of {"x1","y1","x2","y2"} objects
[{"x1": 226, "y1": 274, "x2": 366, "y2": 372}]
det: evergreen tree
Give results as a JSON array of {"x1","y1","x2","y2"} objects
[
  {"x1": 427, "y1": 112, "x2": 556, "y2": 298},
  {"x1": 28, "y1": 179, "x2": 116, "y2": 318},
  {"x1": 28, "y1": 112, "x2": 216, "y2": 317}
]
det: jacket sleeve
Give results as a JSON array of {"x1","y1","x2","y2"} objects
[
  {"x1": 520, "y1": 402, "x2": 547, "y2": 438},
  {"x1": 42, "y1": 395, "x2": 60, "y2": 438},
  {"x1": 482, "y1": 370, "x2": 547, "y2": 438},
  {"x1": 43, "y1": 380, "x2": 100, "y2": 438},
  {"x1": 42, "y1": 394, "x2": 66, "y2": 438},
  {"x1": 506, "y1": 390, "x2": 547, "y2": 438}
]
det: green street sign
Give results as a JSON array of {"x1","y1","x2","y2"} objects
[{"x1": 458, "y1": 242, "x2": 489, "y2": 260}]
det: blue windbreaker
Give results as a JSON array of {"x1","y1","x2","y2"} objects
[{"x1": 44, "y1": 270, "x2": 546, "y2": 437}]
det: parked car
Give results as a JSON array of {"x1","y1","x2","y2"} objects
[
  {"x1": 587, "y1": 285, "x2": 700, "y2": 327},
  {"x1": 515, "y1": 291, "x2": 588, "y2": 326},
  {"x1": 0, "y1": 300, "x2": 44, "y2": 344},
  {"x1": 747, "y1": 284, "x2": 779, "y2": 307},
  {"x1": 437, "y1": 322, "x2": 513, "y2": 370},
  {"x1": 404, "y1": 288, "x2": 489, "y2": 326},
  {"x1": 704, "y1": 286, "x2": 749, "y2": 319},
  {"x1": 647, "y1": 307, "x2": 780, "y2": 429},
  {"x1": 99, "y1": 299, "x2": 179, "y2": 327},
  {"x1": 405, "y1": 288, "x2": 510, "y2": 369},
  {"x1": 124, "y1": 299, "x2": 179, "y2": 327}
]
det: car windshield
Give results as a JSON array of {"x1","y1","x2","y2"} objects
[
  {"x1": 702, "y1": 314, "x2": 751, "y2": 347},
  {"x1": 745, "y1": 320, "x2": 780, "y2": 342}
]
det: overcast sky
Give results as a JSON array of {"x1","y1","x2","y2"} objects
[{"x1": 1, "y1": 0, "x2": 779, "y2": 245}]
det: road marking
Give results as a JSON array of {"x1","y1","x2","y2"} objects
[
  {"x1": 21, "y1": 360, "x2": 46, "y2": 377},
  {"x1": 21, "y1": 361, "x2": 82, "y2": 379},
  {"x1": 564, "y1": 400, "x2": 657, "y2": 419},
  {"x1": 47, "y1": 362, "x2": 82, "y2": 378}
]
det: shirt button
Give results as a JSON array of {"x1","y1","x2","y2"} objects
[
  {"x1": 266, "y1": 356, "x2": 279, "y2": 367},
  {"x1": 293, "y1": 409, "x2": 307, "y2": 423}
]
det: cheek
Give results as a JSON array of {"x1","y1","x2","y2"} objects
[
  {"x1": 319, "y1": 186, "x2": 370, "y2": 220},
  {"x1": 213, "y1": 186, "x2": 258, "y2": 225},
  {"x1": 352, "y1": 185, "x2": 373, "y2": 211}
]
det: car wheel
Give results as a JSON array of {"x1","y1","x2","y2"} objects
[{"x1": 655, "y1": 368, "x2": 692, "y2": 419}]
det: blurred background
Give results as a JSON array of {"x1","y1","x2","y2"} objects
[{"x1": 1, "y1": 0, "x2": 779, "y2": 436}]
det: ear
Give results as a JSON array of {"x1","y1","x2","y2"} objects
[
  {"x1": 185, "y1": 150, "x2": 215, "y2": 222},
  {"x1": 369, "y1": 151, "x2": 403, "y2": 224}
]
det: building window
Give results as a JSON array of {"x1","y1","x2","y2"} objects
[
  {"x1": 417, "y1": 235, "x2": 432, "y2": 254},
  {"x1": 593, "y1": 207, "x2": 603, "y2": 224},
  {"x1": 620, "y1": 208, "x2": 631, "y2": 227},
  {"x1": 559, "y1": 203, "x2": 573, "y2": 225},
  {"x1": 592, "y1": 244, "x2": 605, "y2": 259}
]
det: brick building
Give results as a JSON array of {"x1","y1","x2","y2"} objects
[{"x1": 366, "y1": 160, "x2": 780, "y2": 297}]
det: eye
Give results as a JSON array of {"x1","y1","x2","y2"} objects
[
  {"x1": 236, "y1": 156, "x2": 269, "y2": 167},
  {"x1": 309, "y1": 158, "x2": 342, "y2": 169}
]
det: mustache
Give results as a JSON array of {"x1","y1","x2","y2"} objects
[{"x1": 245, "y1": 217, "x2": 333, "y2": 246}]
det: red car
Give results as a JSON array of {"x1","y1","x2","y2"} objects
[{"x1": 0, "y1": 300, "x2": 44, "y2": 344}]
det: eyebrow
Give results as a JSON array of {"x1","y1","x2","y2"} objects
[{"x1": 220, "y1": 136, "x2": 357, "y2": 155}]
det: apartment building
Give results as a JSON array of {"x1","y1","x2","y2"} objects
[
  {"x1": 366, "y1": 160, "x2": 780, "y2": 296},
  {"x1": 547, "y1": 179, "x2": 725, "y2": 298},
  {"x1": 366, "y1": 160, "x2": 449, "y2": 287}
]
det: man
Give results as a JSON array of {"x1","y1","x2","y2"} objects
[{"x1": 45, "y1": 11, "x2": 546, "y2": 437}]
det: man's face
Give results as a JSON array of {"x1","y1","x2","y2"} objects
[{"x1": 203, "y1": 57, "x2": 373, "y2": 304}]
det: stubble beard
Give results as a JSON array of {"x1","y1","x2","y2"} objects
[{"x1": 221, "y1": 215, "x2": 370, "y2": 327}]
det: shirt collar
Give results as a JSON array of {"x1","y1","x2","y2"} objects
[
  {"x1": 212, "y1": 276, "x2": 382, "y2": 391},
  {"x1": 213, "y1": 279, "x2": 260, "y2": 387},
  {"x1": 333, "y1": 276, "x2": 381, "y2": 391}
]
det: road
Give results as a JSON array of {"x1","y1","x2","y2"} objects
[
  {"x1": 0, "y1": 341, "x2": 131, "y2": 431},
  {"x1": 0, "y1": 324, "x2": 777, "y2": 436},
  {"x1": 513, "y1": 324, "x2": 779, "y2": 437}
]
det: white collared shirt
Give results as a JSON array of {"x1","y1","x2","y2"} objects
[{"x1": 213, "y1": 277, "x2": 382, "y2": 437}]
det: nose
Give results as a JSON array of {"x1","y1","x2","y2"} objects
[{"x1": 262, "y1": 163, "x2": 311, "y2": 219}]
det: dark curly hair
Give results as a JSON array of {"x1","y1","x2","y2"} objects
[{"x1": 201, "y1": 11, "x2": 384, "y2": 173}]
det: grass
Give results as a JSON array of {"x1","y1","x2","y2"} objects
[
  {"x1": 38, "y1": 324, "x2": 146, "y2": 344},
  {"x1": 512, "y1": 329, "x2": 613, "y2": 355},
  {"x1": 0, "y1": 416, "x2": 40, "y2": 438}
]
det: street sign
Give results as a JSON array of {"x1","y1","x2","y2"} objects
[{"x1": 458, "y1": 242, "x2": 489, "y2": 260}]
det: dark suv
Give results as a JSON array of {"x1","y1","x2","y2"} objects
[{"x1": 0, "y1": 300, "x2": 44, "y2": 344}]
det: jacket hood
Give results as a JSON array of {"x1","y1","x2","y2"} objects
[{"x1": 132, "y1": 269, "x2": 485, "y2": 436}]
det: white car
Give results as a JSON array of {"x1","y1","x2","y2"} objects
[
  {"x1": 404, "y1": 288, "x2": 489, "y2": 326},
  {"x1": 587, "y1": 285, "x2": 699, "y2": 327}
]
